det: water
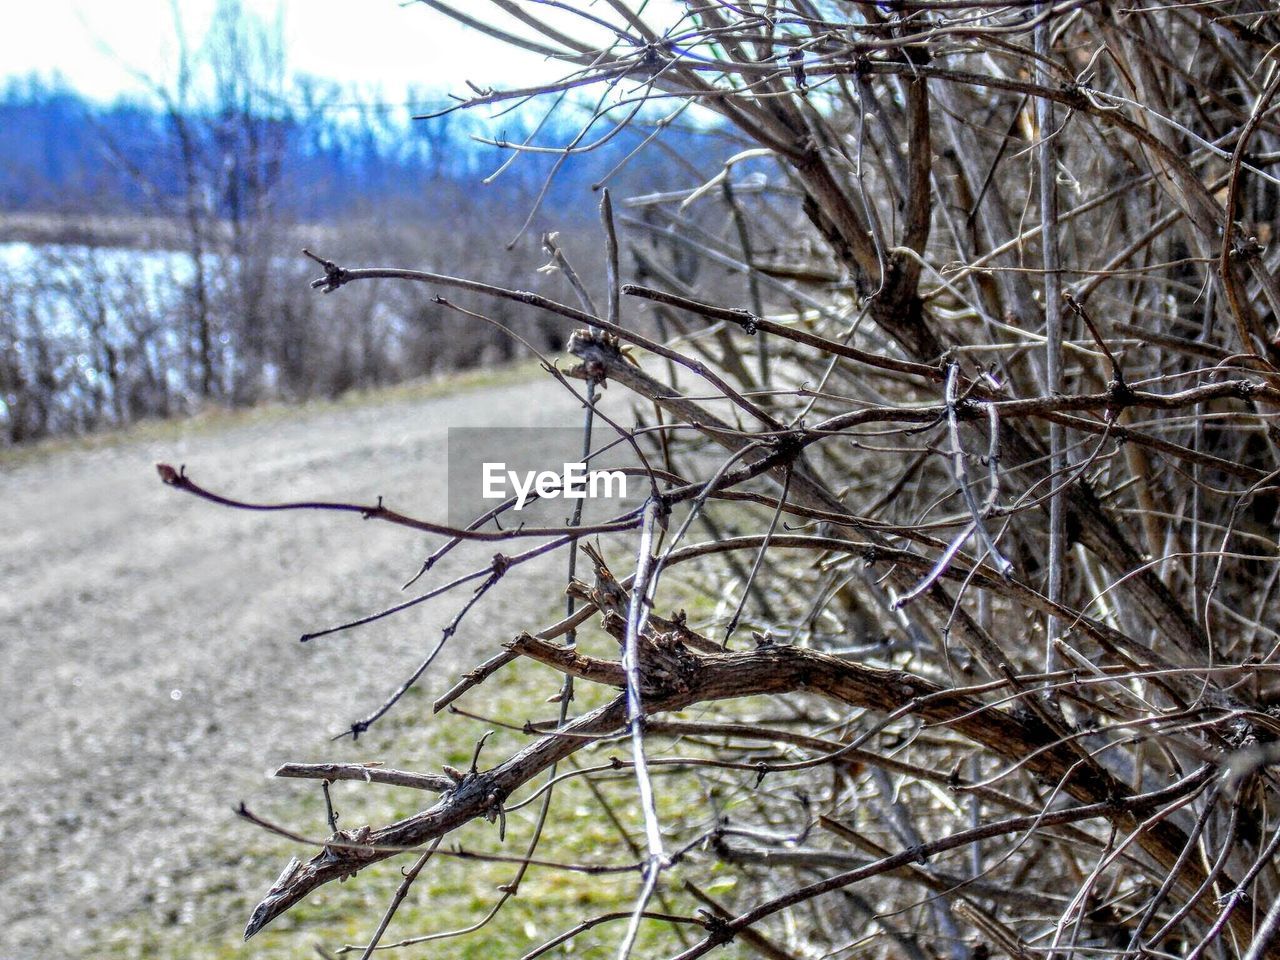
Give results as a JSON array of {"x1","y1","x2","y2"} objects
[
  {"x1": 0, "y1": 242, "x2": 202, "y2": 438},
  {"x1": 1, "y1": 241, "x2": 193, "y2": 334}
]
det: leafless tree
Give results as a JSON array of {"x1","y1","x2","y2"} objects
[{"x1": 160, "y1": 2, "x2": 1280, "y2": 958}]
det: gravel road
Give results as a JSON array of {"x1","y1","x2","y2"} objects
[{"x1": 0, "y1": 372, "x2": 592, "y2": 958}]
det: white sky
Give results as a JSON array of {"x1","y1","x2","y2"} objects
[{"x1": 0, "y1": 1, "x2": 656, "y2": 104}]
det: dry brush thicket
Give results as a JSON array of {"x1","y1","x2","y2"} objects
[{"x1": 159, "y1": 2, "x2": 1280, "y2": 958}]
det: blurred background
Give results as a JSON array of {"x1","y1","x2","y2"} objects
[{"x1": 0, "y1": 0, "x2": 709, "y2": 445}]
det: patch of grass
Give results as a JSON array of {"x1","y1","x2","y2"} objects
[
  {"x1": 87, "y1": 621, "x2": 749, "y2": 960},
  {"x1": 0, "y1": 359, "x2": 544, "y2": 468}
]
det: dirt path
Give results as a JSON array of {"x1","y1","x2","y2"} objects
[{"x1": 0, "y1": 372, "x2": 594, "y2": 958}]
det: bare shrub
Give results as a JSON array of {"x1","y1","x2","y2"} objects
[{"x1": 159, "y1": 3, "x2": 1280, "y2": 958}]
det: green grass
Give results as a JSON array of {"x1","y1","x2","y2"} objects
[
  {"x1": 88, "y1": 624, "x2": 749, "y2": 960},
  {"x1": 0, "y1": 359, "x2": 544, "y2": 468}
]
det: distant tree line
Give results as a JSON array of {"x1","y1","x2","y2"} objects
[{"x1": 0, "y1": 72, "x2": 615, "y2": 223}]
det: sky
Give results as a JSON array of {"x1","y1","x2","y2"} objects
[{"x1": 0, "y1": 1, "x2": 652, "y2": 105}]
